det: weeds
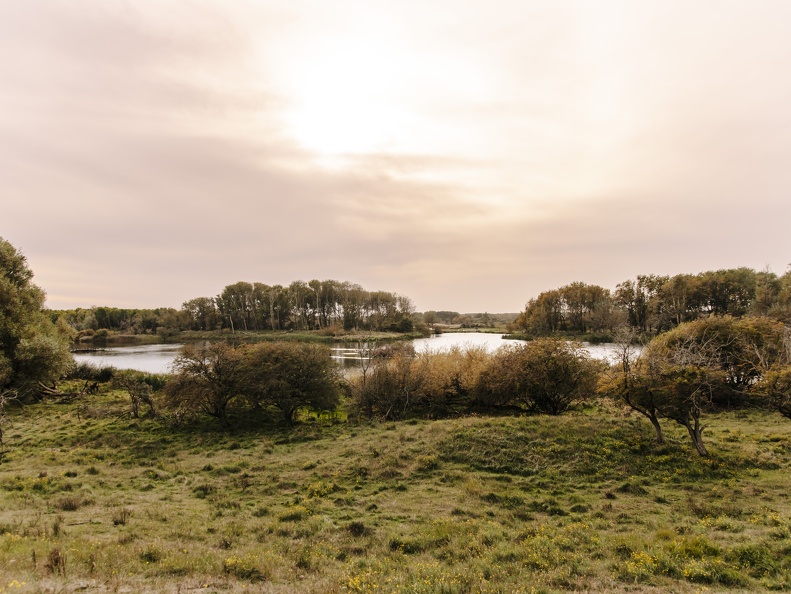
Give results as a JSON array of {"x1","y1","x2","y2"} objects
[
  {"x1": 54, "y1": 495, "x2": 90, "y2": 511},
  {"x1": 112, "y1": 507, "x2": 131, "y2": 526},
  {"x1": 45, "y1": 548, "x2": 66, "y2": 575}
]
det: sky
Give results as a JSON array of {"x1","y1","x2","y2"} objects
[{"x1": 2, "y1": 0, "x2": 790, "y2": 313}]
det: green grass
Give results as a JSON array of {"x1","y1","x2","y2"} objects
[{"x1": 1, "y1": 386, "x2": 790, "y2": 592}]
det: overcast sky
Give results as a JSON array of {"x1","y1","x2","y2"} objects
[{"x1": 2, "y1": 1, "x2": 790, "y2": 313}]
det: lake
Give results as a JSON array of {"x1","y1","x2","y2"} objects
[
  {"x1": 72, "y1": 333, "x2": 636, "y2": 374},
  {"x1": 72, "y1": 343, "x2": 185, "y2": 374},
  {"x1": 407, "y1": 334, "x2": 636, "y2": 365}
]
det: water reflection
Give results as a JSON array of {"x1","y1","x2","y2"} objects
[
  {"x1": 412, "y1": 332, "x2": 524, "y2": 353},
  {"x1": 72, "y1": 334, "x2": 640, "y2": 375},
  {"x1": 330, "y1": 344, "x2": 371, "y2": 369},
  {"x1": 72, "y1": 343, "x2": 184, "y2": 374}
]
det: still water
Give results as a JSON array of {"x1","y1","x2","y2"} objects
[
  {"x1": 72, "y1": 343, "x2": 185, "y2": 374},
  {"x1": 411, "y1": 334, "x2": 637, "y2": 364},
  {"x1": 72, "y1": 333, "x2": 634, "y2": 374}
]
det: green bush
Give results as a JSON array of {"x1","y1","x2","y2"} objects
[
  {"x1": 474, "y1": 339, "x2": 600, "y2": 414},
  {"x1": 67, "y1": 362, "x2": 116, "y2": 383}
]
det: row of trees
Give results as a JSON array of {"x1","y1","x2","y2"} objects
[
  {"x1": 52, "y1": 306, "x2": 183, "y2": 338},
  {"x1": 207, "y1": 280, "x2": 415, "y2": 333},
  {"x1": 417, "y1": 311, "x2": 516, "y2": 328},
  {"x1": 514, "y1": 267, "x2": 791, "y2": 336},
  {"x1": 53, "y1": 280, "x2": 416, "y2": 338}
]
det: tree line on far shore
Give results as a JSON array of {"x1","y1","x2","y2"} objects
[
  {"x1": 51, "y1": 279, "x2": 417, "y2": 340},
  {"x1": 512, "y1": 267, "x2": 791, "y2": 338},
  {"x1": 50, "y1": 266, "x2": 791, "y2": 344}
]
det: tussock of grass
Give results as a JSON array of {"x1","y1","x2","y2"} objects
[{"x1": 0, "y1": 387, "x2": 790, "y2": 592}]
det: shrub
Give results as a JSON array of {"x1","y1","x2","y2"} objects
[
  {"x1": 165, "y1": 343, "x2": 245, "y2": 424},
  {"x1": 348, "y1": 521, "x2": 370, "y2": 537},
  {"x1": 67, "y1": 362, "x2": 116, "y2": 383},
  {"x1": 279, "y1": 505, "x2": 310, "y2": 522},
  {"x1": 727, "y1": 543, "x2": 779, "y2": 577},
  {"x1": 242, "y1": 342, "x2": 340, "y2": 425},
  {"x1": 139, "y1": 545, "x2": 162, "y2": 563},
  {"x1": 55, "y1": 495, "x2": 89, "y2": 511},
  {"x1": 681, "y1": 558, "x2": 745, "y2": 586},
  {"x1": 409, "y1": 347, "x2": 489, "y2": 417},
  {"x1": 348, "y1": 346, "x2": 423, "y2": 420},
  {"x1": 222, "y1": 553, "x2": 268, "y2": 581},
  {"x1": 193, "y1": 484, "x2": 215, "y2": 499},
  {"x1": 166, "y1": 342, "x2": 340, "y2": 426},
  {"x1": 350, "y1": 346, "x2": 490, "y2": 420},
  {"x1": 615, "y1": 550, "x2": 657, "y2": 582},
  {"x1": 474, "y1": 339, "x2": 600, "y2": 414},
  {"x1": 112, "y1": 507, "x2": 131, "y2": 526}
]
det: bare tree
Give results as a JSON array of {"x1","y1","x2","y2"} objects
[
  {"x1": 114, "y1": 371, "x2": 158, "y2": 419},
  {"x1": 355, "y1": 339, "x2": 378, "y2": 387}
]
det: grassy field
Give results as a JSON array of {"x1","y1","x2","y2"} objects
[{"x1": 1, "y1": 385, "x2": 790, "y2": 593}]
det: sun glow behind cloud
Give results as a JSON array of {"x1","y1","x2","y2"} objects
[
  {"x1": 259, "y1": 3, "x2": 506, "y2": 170},
  {"x1": 281, "y1": 41, "x2": 412, "y2": 157},
  {"x1": 259, "y1": 0, "x2": 644, "y2": 207}
]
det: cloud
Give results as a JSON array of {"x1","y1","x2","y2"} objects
[{"x1": 2, "y1": 1, "x2": 791, "y2": 313}]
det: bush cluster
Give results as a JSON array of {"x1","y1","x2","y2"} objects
[
  {"x1": 349, "y1": 339, "x2": 601, "y2": 420},
  {"x1": 67, "y1": 362, "x2": 116, "y2": 383},
  {"x1": 164, "y1": 341, "x2": 340, "y2": 425}
]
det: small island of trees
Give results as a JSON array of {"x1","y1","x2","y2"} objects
[{"x1": 50, "y1": 280, "x2": 418, "y2": 343}]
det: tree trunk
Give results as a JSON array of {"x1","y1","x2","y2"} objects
[
  {"x1": 269, "y1": 294, "x2": 276, "y2": 331},
  {"x1": 648, "y1": 413, "x2": 664, "y2": 444},
  {"x1": 684, "y1": 420, "x2": 709, "y2": 457}
]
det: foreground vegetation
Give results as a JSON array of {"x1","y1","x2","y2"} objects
[{"x1": 1, "y1": 390, "x2": 791, "y2": 593}]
